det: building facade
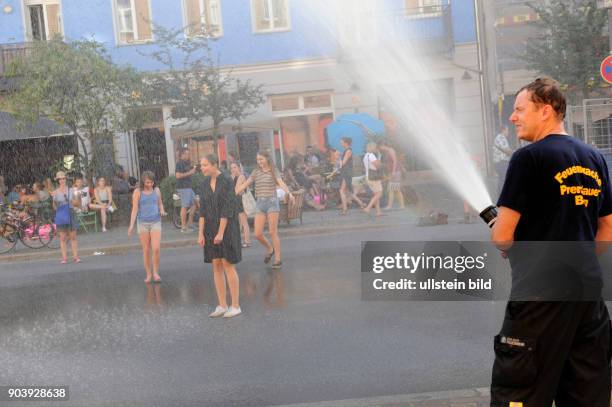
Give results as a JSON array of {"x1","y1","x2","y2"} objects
[{"x1": 1, "y1": 0, "x2": 486, "y2": 181}]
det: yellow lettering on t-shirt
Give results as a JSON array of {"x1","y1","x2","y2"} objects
[
  {"x1": 575, "y1": 195, "x2": 589, "y2": 207},
  {"x1": 555, "y1": 165, "x2": 603, "y2": 207}
]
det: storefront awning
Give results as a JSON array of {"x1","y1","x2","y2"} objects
[
  {"x1": 0, "y1": 111, "x2": 71, "y2": 142},
  {"x1": 171, "y1": 112, "x2": 280, "y2": 140}
]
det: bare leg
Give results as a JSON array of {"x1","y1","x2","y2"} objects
[
  {"x1": 374, "y1": 191, "x2": 383, "y2": 216},
  {"x1": 212, "y1": 259, "x2": 227, "y2": 308},
  {"x1": 89, "y1": 204, "x2": 106, "y2": 229},
  {"x1": 397, "y1": 190, "x2": 405, "y2": 209},
  {"x1": 267, "y1": 212, "x2": 281, "y2": 263},
  {"x1": 350, "y1": 192, "x2": 365, "y2": 208},
  {"x1": 254, "y1": 213, "x2": 272, "y2": 253},
  {"x1": 69, "y1": 230, "x2": 79, "y2": 259},
  {"x1": 139, "y1": 231, "x2": 152, "y2": 282},
  {"x1": 180, "y1": 207, "x2": 187, "y2": 230},
  {"x1": 187, "y1": 204, "x2": 196, "y2": 228},
  {"x1": 385, "y1": 188, "x2": 394, "y2": 210},
  {"x1": 239, "y1": 212, "x2": 250, "y2": 244},
  {"x1": 59, "y1": 231, "x2": 68, "y2": 261},
  {"x1": 100, "y1": 207, "x2": 107, "y2": 230},
  {"x1": 222, "y1": 259, "x2": 240, "y2": 308},
  {"x1": 339, "y1": 179, "x2": 348, "y2": 213},
  {"x1": 150, "y1": 230, "x2": 162, "y2": 281}
]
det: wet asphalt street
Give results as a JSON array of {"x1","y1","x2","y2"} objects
[{"x1": 0, "y1": 222, "x2": 506, "y2": 406}]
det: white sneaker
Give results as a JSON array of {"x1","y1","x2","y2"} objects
[
  {"x1": 223, "y1": 307, "x2": 242, "y2": 318},
  {"x1": 209, "y1": 306, "x2": 227, "y2": 318}
]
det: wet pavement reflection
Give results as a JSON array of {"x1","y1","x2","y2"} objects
[{"x1": 0, "y1": 224, "x2": 499, "y2": 406}]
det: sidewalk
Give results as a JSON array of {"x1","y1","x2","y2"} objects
[
  {"x1": 278, "y1": 388, "x2": 491, "y2": 407},
  {"x1": 0, "y1": 206, "x2": 424, "y2": 263},
  {"x1": 1, "y1": 180, "x2": 478, "y2": 263}
]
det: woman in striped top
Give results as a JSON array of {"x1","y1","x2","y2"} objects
[{"x1": 236, "y1": 150, "x2": 294, "y2": 269}]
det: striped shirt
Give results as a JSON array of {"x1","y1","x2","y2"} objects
[{"x1": 251, "y1": 168, "x2": 281, "y2": 198}]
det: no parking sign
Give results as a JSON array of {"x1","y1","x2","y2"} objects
[{"x1": 601, "y1": 55, "x2": 612, "y2": 84}]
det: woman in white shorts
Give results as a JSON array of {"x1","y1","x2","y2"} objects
[
  {"x1": 363, "y1": 143, "x2": 384, "y2": 217},
  {"x1": 128, "y1": 171, "x2": 167, "y2": 283}
]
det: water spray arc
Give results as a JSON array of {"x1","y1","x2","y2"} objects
[{"x1": 307, "y1": 0, "x2": 494, "y2": 218}]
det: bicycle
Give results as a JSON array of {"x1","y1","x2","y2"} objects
[
  {"x1": 0, "y1": 202, "x2": 56, "y2": 254},
  {"x1": 172, "y1": 192, "x2": 200, "y2": 230},
  {"x1": 172, "y1": 192, "x2": 182, "y2": 229}
]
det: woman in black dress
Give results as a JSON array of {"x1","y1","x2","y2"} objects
[
  {"x1": 197, "y1": 154, "x2": 242, "y2": 318},
  {"x1": 337, "y1": 137, "x2": 365, "y2": 215}
]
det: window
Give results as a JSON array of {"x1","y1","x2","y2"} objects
[
  {"x1": 405, "y1": 0, "x2": 445, "y2": 17},
  {"x1": 303, "y1": 94, "x2": 331, "y2": 109},
  {"x1": 270, "y1": 92, "x2": 333, "y2": 115},
  {"x1": 338, "y1": 1, "x2": 377, "y2": 46},
  {"x1": 23, "y1": 0, "x2": 63, "y2": 41},
  {"x1": 113, "y1": 0, "x2": 152, "y2": 44},
  {"x1": 183, "y1": 0, "x2": 222, "y2": 37},
  {"x1": 271, "y1": 95, "x2": 299, "y2": 112},
  {"x1": 252, "y1": 0, "x2": 290, "y2": 32}
]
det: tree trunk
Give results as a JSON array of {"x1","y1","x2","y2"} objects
[
  {"x1": 212, "y1": 123, "x2": 219, "y2": 158},
  {"x1": 73, "y1": 128, "x2": 90, "y2": 179}
]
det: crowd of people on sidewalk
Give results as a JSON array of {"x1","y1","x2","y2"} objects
[{"x1": 1, "y1": 139, "x2": 412, "y2": 319}]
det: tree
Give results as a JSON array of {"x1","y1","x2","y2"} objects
[
  {"x1": 1, "y1": 39, "x2": 145, "y2": 180},
  {"x1": 523, "y1": 0, "x2": 608, "y2": 102},
  {"x1": 144, "y1": 26, "x2": 265, "y2": 153}
]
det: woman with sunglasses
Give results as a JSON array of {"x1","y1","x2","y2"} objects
[{"x1": 52, "y1": 171, "x2": 81, "y2": 264}]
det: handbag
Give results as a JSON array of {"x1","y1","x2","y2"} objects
[
  {"x1": 368, "y1": 168, "x2": 383, "y2": 182},
  {"x1": 367, "y1": 154, "x2": 383, "y2": 181},
  {"x1": 242, "y1": 189, "x2": 256, "y2": 217},
  {"x1": 54, "y1": 203, "x2": 71, "y2": 226}
]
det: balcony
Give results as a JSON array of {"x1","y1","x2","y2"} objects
[
  {"x1": 337, "y1": 3, "x2": 453, "y2": 61},
  {"x1": 0, "y1": 43, "x2": 31, "y2": 77}
]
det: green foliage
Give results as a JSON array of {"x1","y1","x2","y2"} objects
[
  {"x1": 523, "y1": 0, "x2": 608, "y2": 102},
  {"x1": 1, "y1": 39, "x2": 148, "y2": 179},
  {"x1": 142, "y1": 25, "x2": 265, "y2": 152},
  {"x1": 158, "y1": 175, "x2": 177, "y2": 213},
  {"x1": 158, "y1": 172, "x2": 206, "y2": 212}
]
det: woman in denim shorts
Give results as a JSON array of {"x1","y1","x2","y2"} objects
[
  {"x1": 128, "y1": 171, "x2": 167, "y2": 283},
  {"x1": 236, "y1": 150, "x2": 294, "y2": 269}
]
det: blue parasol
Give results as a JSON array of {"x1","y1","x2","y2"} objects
[{"x1": 324, "y1": 113, "x2": 385, "y2": 155}]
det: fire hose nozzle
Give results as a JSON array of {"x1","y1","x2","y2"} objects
[{"x1": 479, "y1": 205, "x2": 498, "y2": 228}]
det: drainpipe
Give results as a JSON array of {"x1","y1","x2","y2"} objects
[{"x1": 474, "y1": 0, "x2": 494, "y2": 177}]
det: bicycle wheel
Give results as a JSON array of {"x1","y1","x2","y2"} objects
[
  {"x1": 19, "y1": 218, "x2": 49, "y2": 249},
  {"x1": 0, "y1": 222, "x2": 17, "y2": 254},
  {"x1": 45, "y1": 224, "x2": 60, "y2": 249},
  {"x1": 173, "y1": 205, "x2": 182, "y2": 229}
]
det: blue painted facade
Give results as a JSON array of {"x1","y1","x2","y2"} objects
[{"x1": 0, "y1": 0, "x2": 476, "y2": 70}]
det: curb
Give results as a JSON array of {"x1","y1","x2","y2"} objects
[
  {"x1": 274, "y1": 387, "x2": 490, "y2": 407},
  {"x1": 0, "y1": 219, "x2": 417, "y2": 264}
]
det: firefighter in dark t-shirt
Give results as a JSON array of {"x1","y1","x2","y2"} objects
[{"x1": 491, "y1": 78, "x2": 612, "y2": 406}]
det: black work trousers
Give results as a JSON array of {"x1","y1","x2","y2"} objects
[{"x1": 491, "y1": 300, "x2": 611, "y2": 407}]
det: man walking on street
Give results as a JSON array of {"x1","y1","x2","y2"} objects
[
  {"x1": 490, "y1": 78, "x2": 612, "y2": 406},
  {"x1": 176, "y1": 147, "x2": 198, "y2": 233}
]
